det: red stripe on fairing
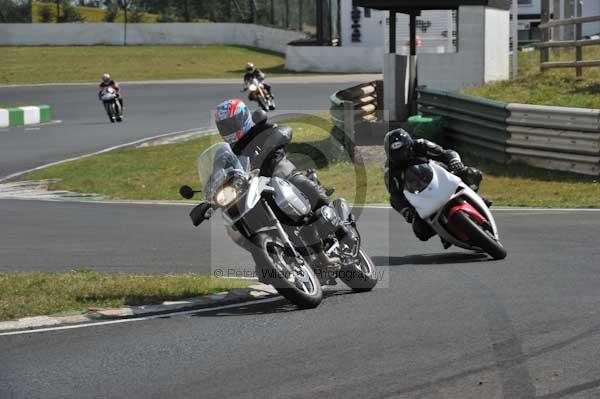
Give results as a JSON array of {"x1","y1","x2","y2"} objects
[{"x1": 447, "y1": 202, "x2": 487, "y2": 241}]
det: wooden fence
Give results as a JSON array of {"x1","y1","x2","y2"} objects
[{"x1": 538, "y1": 0, "x2": 600, "y2": 77}]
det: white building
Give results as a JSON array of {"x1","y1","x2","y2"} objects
[{"x1": 286, "y1": 1, "x2": 509, "y2": 92}]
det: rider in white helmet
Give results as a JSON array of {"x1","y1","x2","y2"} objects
[{"x1": 99, "y1": 73, "x2": 123, "y2": 109}]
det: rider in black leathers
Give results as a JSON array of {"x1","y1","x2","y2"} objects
[{"x1": 384, "y1": 128, "x2": 486, "y2": 242}]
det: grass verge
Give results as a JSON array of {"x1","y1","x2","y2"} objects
[
  {"x1": 0, "y1": 269, "x2": 249, "y2": 321},
  {"x1": 20, "y1": 114, "x2": 600, "y2": 208},
  {"x1": 465, "y1": 46, "x2": 600, "y2": 109},
  {"x1": 1, "y1": 45, "x2": 292, "y2": 85}
]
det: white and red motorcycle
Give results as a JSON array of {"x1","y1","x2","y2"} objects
[
  {"x1": 403, "y1": 161, "x2": 507, "y2": 260},
  {"x1": 99, "y1": 87, "x2": 122, "y2": 123}
]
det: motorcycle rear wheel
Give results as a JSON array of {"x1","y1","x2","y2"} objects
[
  {"x1": 452, "y1": 211, "x2": 507, "y2": 260},
  {"x1": 251, "y1": 233, "x2": 323, "y2": 309}
]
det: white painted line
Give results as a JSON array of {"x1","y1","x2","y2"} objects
[
  {"x1": 0, "y1": 296, "x2": 282, "y2": 337},
  {"x1": 19, "y1": 106, "x2": 41, "y2": 125},
  {"x1": 0, "y1": 127, "x2": 215, "y2": 182},
  {"x1": 0, "y1": 108, "x2": 8, "y2": 128}
]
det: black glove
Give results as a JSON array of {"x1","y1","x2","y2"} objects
[
  {"x1": 400, "y1": 207, "x2": 415, "y2": 224},
  {"x1": 448, "y1": 158, "x2": 466, "y2": 174},
  {"x1": 189, "y1": 202, "x2": 213, "y2": 227}
]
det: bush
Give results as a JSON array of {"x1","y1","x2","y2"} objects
[
  {"x1": 128, "y1": 7, "x2": 145, "y2": 23},
  {"x1": 38, "y1": 4, "x2": 53, "y2": 22},
  {"x1": 103, "y1": 4, "x2": 118, "y2": 22},
  {"x1": 59, "y1": 3, "x2": 86, "y2": 22}
]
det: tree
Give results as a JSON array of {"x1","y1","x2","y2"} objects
[{"x1": 0, "y1": 0, "x2": 32, "y2": 23}]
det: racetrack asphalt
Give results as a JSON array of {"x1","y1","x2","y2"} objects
[
  {"x1": 1, "y1": 204, "x2": 600, "y2": 398},
  {"x1": 0, "y1": 79, "x2": 360, "y2": 178},
  {"x1": 2, "y1": 81, "x2": 600, "y2": 399}
]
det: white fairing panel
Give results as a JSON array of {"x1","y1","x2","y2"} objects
[{"x1": 404, "y1": 162, "x2": 461, "y2": 219}]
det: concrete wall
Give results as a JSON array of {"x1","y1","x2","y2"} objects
[
  {"x1": 285, "y1": 46, "x2": 383, "y2": 73},
  {"x1": 0, "y1": 23, "x2": 307, "y2": 53}
]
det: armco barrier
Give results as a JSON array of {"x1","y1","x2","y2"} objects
[
  {"x1": 417, "y1": 89, "x2": 509, "y2": 163},
  {"x1": 0, "y1": 105, "x2": 52, "y2": 128},
  {"x1": 329, "y1": 80, "x2": 383, "y2": 153},
  {"x1": 417, "y1": 88, "x2": 600, "y2": 175}
]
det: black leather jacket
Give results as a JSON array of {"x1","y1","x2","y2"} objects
[
  {"x1": 384, "y1": 138, "x2": 464, "y2": 212},
  {"x1": 243, "y1": 69, "x2": 265, "y2": 85},
  {"x1": 231, "y1": 121, "x2": 296, "y2": 178}
]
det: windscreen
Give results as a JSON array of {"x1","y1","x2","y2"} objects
[
  {"x1": 197, "y1": 142, "x2": 244, "y2": 201},
  {"x1": 404, "y1": 163, "x2": 434, "y2": 194}
]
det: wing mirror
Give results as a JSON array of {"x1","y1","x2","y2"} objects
[{"x1": 179, "y1": 185, "x2": 200, "y2": 200}]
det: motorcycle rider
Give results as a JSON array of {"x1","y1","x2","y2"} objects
[
  {"x1": 99, "y1": 73, "x2": 123, "y2": 110},
  {"x1": 242, "y1": 62, "x2": 273, "y2": 99},
  {"x1": 384, "y1": 128, "x2": 487, "y2": 243},
  {"x1": 201, "y1": 99, "x2": 339, "y2": 267}
]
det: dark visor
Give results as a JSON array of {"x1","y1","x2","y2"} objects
[{"x1": 216, "y1": 112, "x2": 246, "y2": 137}]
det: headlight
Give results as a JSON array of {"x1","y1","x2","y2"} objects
[
  {"x1": 248, "y1": 84, "x2": 258, "y2": 92},
  {"x1": 215, "y1": 186, "x2": 238, "y2": 207}
]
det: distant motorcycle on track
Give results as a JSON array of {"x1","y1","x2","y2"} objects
[
  {"x1": 180, "y1": 142, "x2": 377, "y2": 309},
  {"x1": 99, "y1": 87, "x2": 123, "y2": 123},
  {"x1": 244, "y1": 77, "x2": 275, "y2": 112},
  {"x1": 403, "y1": 160, "x2": 507, "y2": 259}
]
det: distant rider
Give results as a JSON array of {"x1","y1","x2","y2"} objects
[
  {"x1": 202, "y1": 99, "x2": 339, "y2": 267},
  {"x1": 98, "y1": 73, "x2": 123, "y2": 110},
  {"x1": 242, "y1": 63, "x2": 273, "y2": 99},
  {"x1": 384, "y1": 128, "x2": 487, "y2": 244}
]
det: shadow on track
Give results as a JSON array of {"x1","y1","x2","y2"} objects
[
  {"x1": 189, "y1": 289, "x2": 360, "y2": 318},
  {"x1": 372, "y1": 252, "x2": 489, "y2": 267}
]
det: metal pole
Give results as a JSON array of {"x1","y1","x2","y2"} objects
[
  {"x1": 298, "y1": 0, "x2": 304, "y2": 31},
  {"x1": 388, "y1": 10, "x2": 396, "y2": 54},
  {"x1": 512, "y1": 0, "x2": 519, "y2": 78},
  {"x1": 408, "y1": 12, "x2": 418, "y2": 116}
]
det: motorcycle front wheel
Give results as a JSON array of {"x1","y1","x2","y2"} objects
[
  {"x1": 257, "y1": 95, "x2": 269, "y2": 112},
  {"x1": 339, "y1": 248, "x2": 378, "y2": 292},
  {"x1": 453, "y1": 211, "x2": 507, "y2": 260},
  {"x1": 104, "y1": 101, "x2": 116, "y2": 122},
  {"x1": 251, "y1": 233, "x2": 322, "y2": 309}
]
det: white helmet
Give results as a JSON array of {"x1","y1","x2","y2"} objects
[
  {"x1": 102, "y1": 73, "x2": 111, "y2": 82},
  {"x1": 245, "y1": 63, "x2": 255, "y2": 72}
]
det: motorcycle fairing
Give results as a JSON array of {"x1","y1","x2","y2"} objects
[{"x1": 404, "y1": 162, "x2": 461, "y2": 219}]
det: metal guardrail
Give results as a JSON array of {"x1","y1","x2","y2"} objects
[{"x1": 417, "y1": 88, "x2": 600, "y2": 175}]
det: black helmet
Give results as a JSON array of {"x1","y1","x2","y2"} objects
[
  {"x1": 384, "y1": 128, "x2": 413, "y2": 165},
  {"x1": 252, "y1": 109, "x2": 268, "y2": 125}
]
